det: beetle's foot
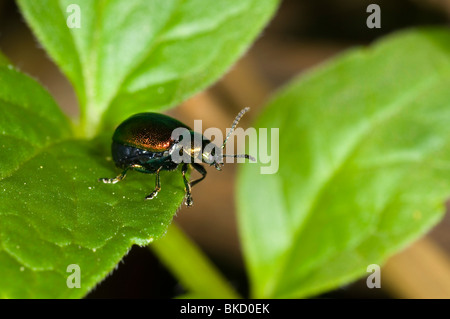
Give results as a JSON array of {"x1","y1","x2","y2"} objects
[
  {"x1": 185, "y1": 195, "x2": 193, "y2": 207},
  {"x1": 98, "y1": 177, "x2": 116, "y2": 184},
  {"x1": 145, "y1": 190, "x2": 159, "y2": 200},
  {"x1": 99, "y1": 170, "x2": 128, "y2": 184}
]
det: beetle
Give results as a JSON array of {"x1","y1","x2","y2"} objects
[{"x1": 99, "y1": 107, "x2": 254, "y2": 206}]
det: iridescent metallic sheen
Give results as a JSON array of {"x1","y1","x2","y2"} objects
[{"x1": 113, "y1": 113, "x2": 190, "y2": 152}]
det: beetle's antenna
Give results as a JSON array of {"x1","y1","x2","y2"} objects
[
  {"x1": 223, "y1": 154, "x2": 256, "y2": 161},
  {"x1": 221, "y1": 107, "x2": 250, "y2": 149}
]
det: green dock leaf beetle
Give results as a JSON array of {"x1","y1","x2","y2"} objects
[{"x1": 99, "y1": 107, "x2": 254, "y2": 206}]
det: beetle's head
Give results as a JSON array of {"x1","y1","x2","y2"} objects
[
  {"x1": 173, "y1": 132, "x2": 222, "y2": 168},
  {"x1": 172, "y1": 108, "x2": 255, "y2": 168},
  {"x1": 203, "y1": 107, "x2": 255, "y2": 170}
]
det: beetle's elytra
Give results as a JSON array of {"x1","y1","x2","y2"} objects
[{"x1": 99, "y1": 107, "x2": 254, "y2": 207}]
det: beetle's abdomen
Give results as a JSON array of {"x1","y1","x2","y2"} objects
[
  {"x1": 113, "y1": 112, "x2": 191, "y2": 152},
  {"x1": 112, "y1": 142, "x2": 165, "y2": 169}
]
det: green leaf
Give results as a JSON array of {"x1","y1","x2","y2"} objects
[
  {"x1": 8, "y1": 0, "x2": 279, "y2": 298},
  {"x1": 237, "y1": 28, "x2": 450, "y2": 298},
  {"x1": 17, "y1": 0, "x2": 279, "y2": 137},
  {"x1": 0, "y1": 52, "x2": 10, "y2": 66},
  {"x1": 0, "y1": 64, "x2": 187, "y2": 298},
  {"x1": 0, "y1": 62, "x2": 72, "y2": 179}
]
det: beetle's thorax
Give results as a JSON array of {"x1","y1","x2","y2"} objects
[{"x1": 173, "y1": 131, "x2": 223, "y2": 167}]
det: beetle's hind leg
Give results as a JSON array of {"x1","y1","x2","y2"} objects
[
  {"x1": 99, "y1": 168, "x2": 129, "y2": 184},
  {"x1": 145, "y1": 166, "x2": 162, "y2": 200},
  {"x1": 98, "y1": 164, "x2": 141, "y2": 184}
]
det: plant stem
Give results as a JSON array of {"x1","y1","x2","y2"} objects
[{"x1": 150, "y1": 223, "x2": 241, "y2": 299}]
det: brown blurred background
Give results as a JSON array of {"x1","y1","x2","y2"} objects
[{"x1": 1, "y1": 0, "x2": 450, "y2": 298}]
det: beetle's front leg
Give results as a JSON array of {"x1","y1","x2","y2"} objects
[
  {"x1": 190, "y1": 163, "x2": 207, "y2": 188},
  {"x1": 181, "y1": 163, "x2": 193, "y2": 207}
]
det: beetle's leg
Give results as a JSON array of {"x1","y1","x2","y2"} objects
[
  {"x1": 145, "y1": 166, "x2": 163, "y2": 200},
  {"x1": 99, "y1": 168, "x2": 130, "y2": 184},
  {"x1": 190, "y1": 163, "x2": 207, "y2": 188},
  {"x1": 181, "y1": 163, "x2": 193, "y2": 207},
  {"x1": 98, "y1": 164, "x2": 142, "y2": 184}
]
